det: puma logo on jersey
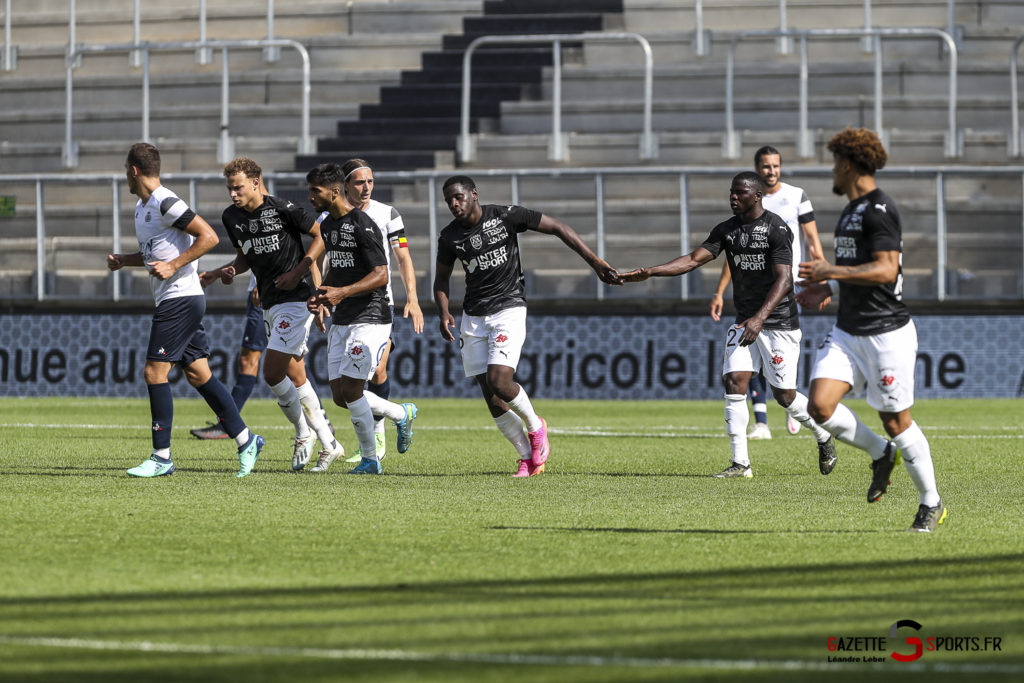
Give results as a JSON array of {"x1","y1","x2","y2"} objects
[{"x1": 874, "y1": 203, "x2": 887, "y2": 213}]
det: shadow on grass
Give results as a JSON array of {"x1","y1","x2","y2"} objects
[{"x1": 486, "y1": 525, "x2": 883, "y2": 535}]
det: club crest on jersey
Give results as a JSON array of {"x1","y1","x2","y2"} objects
[
  {"x1": 739, "y1": 232, "x2": 749, "y2": 248},
  {"x1": 248, "y1": 219, "x2": 260, "y2": 233},
  {"x1": 330, "y1": 232, "x2": 338, "y2": 245},
  {"x1": 470, "y1": 234, "x2": 483, "y2": 250},
  {"x1": 145, "y1": 212, "x2": 152, "y2": 222},
  {"x1": 770, "y1": 349, "x2": 786, "y2": 369}
]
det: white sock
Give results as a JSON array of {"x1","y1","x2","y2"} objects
[
  {"x1": 725, "y1": 393, "x2": 750, "y2": 467},
  {"x1": 893, "y1": 421, "x2": 940, "y2": 506},
  {"x1": 296, "y1": 380, "x2": 337, "y2": 451},
  {"x1": 234, "y1": 428, "x2": 250, "y2": 448},
  {"x1": 783, "y1": 392, "x2": 832, "y2": 443},
  {"x1": 820, "y1": 402, "x2": 888, "y2": 459},
  {"x1": 494, "y1": 410, "x2": 532, "y2": 459},
  {"x1": 153, "y1": 448, "x2": 170, "y2": 460},
  {"x1": 506, "y1": 387, "x2": 542, "y2": 432},
  {"x1": 363, "y1": 390, "x2": 406, "y2": 422},
  {"x1": 753, "y1": 403, "x2": 767, "y2": 421},
  {"x1": 347, "y1": 395, "x2": 379, "y2": 462},
  {"x1": 270, "y1": 378, "x2": 311, "y2": 440}
]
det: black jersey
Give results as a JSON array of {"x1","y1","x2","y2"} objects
[
  {"x1": 701, "y1": 209, "x2": 799, "y2": 330},
  {"x1": 223, "y1": 195, "x2": 317, "y2": 310},
  {"x1": 437, "y1": 204, "x2": 542, "y2": 316},
  {"x1": 320, "y1": 207, "x2": 391, "y2": 326},
  {"x1": 833, "y1": 188, "x2": 911, "y2": 335}
]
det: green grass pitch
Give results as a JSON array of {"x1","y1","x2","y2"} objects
[{"x1": 0, "y1": 396, "x2": 1021, "y2": 682}]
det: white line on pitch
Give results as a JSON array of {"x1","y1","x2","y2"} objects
[{"x1": 0, "y1": 636, "x2": 1021, "y2": 675}]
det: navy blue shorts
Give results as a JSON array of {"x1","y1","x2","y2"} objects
[
  {"x1": 147, "y1": 295, "x2": 211, "y2": 365},
  {"x1": 241, "y1": 296, "x2": 268, "y2": 352}
]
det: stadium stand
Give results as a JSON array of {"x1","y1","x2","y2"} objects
[{"x1": 1, "y1": 0, "x2": 1022, "y2": 304}]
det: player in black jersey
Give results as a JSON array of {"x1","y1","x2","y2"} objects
[
  {"x1": 619, "y1": 172, "x2": 835, "y2": 478},
  {"x1": 306, "y1": 163, "x2": 417, "y2": 475},
  {"x1": 200, "y1": 158, "x2": 343, "y2": 473},
  {"x1": 797, "y1": 127, "x2": 945, "y2": 532},
  {"x1": 433, "y1": 175, "x2": 620, "y2": 477}
]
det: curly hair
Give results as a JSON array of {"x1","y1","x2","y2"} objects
[
  {"x1": 223, "y1": 157, "x2": 262, "y2": 180},
  {"x1": 827, "y1": 127, "x2": 888, "y2": 175}
]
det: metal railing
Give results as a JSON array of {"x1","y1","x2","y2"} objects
[
  {"x1": 459, "y1": 32, "x2": 656, "y2": 164},
  {"x1": 1009, "y1": 34, "x2": 1024, "y2": 158},
  {"x1": 724, "y1": 27, "x2": 960, "y2": 160},
  {"x1": 61, "y1": 38, "x2": 314, "y2": 169},
  {"x1": 3, "y1": 164, "x2": 1022, "y2": 304}
]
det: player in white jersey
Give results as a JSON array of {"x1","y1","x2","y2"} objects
[
  {"x1": 710, "y1": 146, "x2": 827, "y2": 440},
  {"x1": 106, "y1": 143, "x2": 264, "y2": 478},
  {"x1": 797, "y1": 127, "x2": 945, "y2": 532},
  {"x1": 337, "y1": 158, "x2": 424, "y2": 463}
]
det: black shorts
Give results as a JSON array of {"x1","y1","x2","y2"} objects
[
  {"x1": 241, "y1": 296, "x2": 268, "y2": 352},
  {"x1": 147, "y1": 295, "x2": 210, "y2": 365}
]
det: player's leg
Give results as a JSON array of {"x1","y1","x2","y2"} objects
[
  {"x1": 181, "y1": 323, "x2": 264, "y2": 478},
  {"x1": 715, "y1": 324, "x2": 755, "y2": 478},
  {"x1": 191, "y1": 298, "x2": 264, "y2": 440},
  {"x1": 286, "y1": 354, "x2": 343, "y2": 472},
  {"x1": 482, "y1": 308, "x2": 548, "y2": 467},
  {"x1": 760, "y1": 329, "x2": 836, "y2": 474},
  {"x1": 460, "y1": 309, "x2": 538, "y2": 476},
  {"x1": 129, "y1": 358, "x2": 177, "y2": 477},
  {"x1": 350, "y1": 339, "x2": 393, "y2": 463},
  {"x1": 866, "y1": 321, "x2": 944, "y2": 530},
  {"x1": 262, "y1": 302, "x2": 318, "y2": 469},
  {"x1": 746, "y1": 371, "x2": 771, "y2": 440}
]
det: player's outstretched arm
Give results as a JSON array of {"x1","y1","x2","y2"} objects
[
  {"x1": 620, "y1": 247, "x2": 715, "y2": 284},
  {"x1": 535, "y1": 214, "x2": 622, "y2": 285}
]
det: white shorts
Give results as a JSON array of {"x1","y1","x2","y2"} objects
[
  {"x1": 263, "y1": 301, "x2": 313, "y2": 356},
  {"x1": 327, "y1": 322, "x2": 392, "y2": 381},
  {"x1": 460, "y1": 306, "x2": 527, "y2": 377},
  {"x1": 722, "y1": 325, "x2": 802, "y2": 390},
  {"x1": 810, "y1": 320, "x2": 917, "y2": 412}
]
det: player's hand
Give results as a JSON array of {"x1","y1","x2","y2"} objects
[
  {"x1": 198, "y1": 270, "x2": 218, "y2": 288},
  {"x1": 736, "y1": 316, "x2": 764, "y2": 346},
  {"x1": 797, "y1": 258, "x2": 831, "y2": 283},
  {"x1": 795, "y1": 282, "x2": 831, "y2": 309},
  {"x1": 106, "y1": 254, "x2": 124, "y2": 271},
  {"x1": 404, "y1": 301, "x2": 425, "y2": 334},
  {"x1": 439, "y1": 312, "x2": 456, "y2": 343},
  {"x1": 313, "y1": 305, "x2": 327, "y2": 333},
  {"x1": 274, "y1": 267, "x2": 302, "y2": 291},
  {"x1": 219, "y1": 265, "x2": 236, "y2": 285},
  {"x1": 617, "y1": 268, "x2": 650, "y2": 283},
  {"x1": 709, "y1": 292, "x2": 724, "y2": 321},
  {"x1": 593, "y1": 260, "x2": 622, "y2": 286},
  {"x1": 147, "y1": 260, "x2": 176, "y2": 281},
  {"x1": 309, "y1": 285, "x2": 344, "y2": 309},
  {"x1": 250, "y1": 287, "x2": 261, "y2": 307}
]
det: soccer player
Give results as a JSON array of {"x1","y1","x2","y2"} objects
[
  {"x1": 338, "y1": 158, "x2": 424, "y2": 464},
  {"x1": 107, "y1": 142, "x2": 264, "y2": 478},
  {"x1": 306, "y1": 163, "x2": 417, "y2": 475},
  {"x1": 796, "y1": 127, "x2": 946, "y2": 532},
  {"x1": 710, "y1": 145, "x2": 828, "y2": 440},
  {"x1": 200, "y1": 157, "x2": 343, "y2": 473},
  {"x1": 432, "y1": 175, "x2": 621, "y2": 477},
  {"x1": 618, "y1": 171, "x2": 836, "y2": 478}
]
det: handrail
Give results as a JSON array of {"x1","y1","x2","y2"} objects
[
  {"x1": 3, "y1": 164, "x2": 1022, "y2": 304},
  {"x1": 1010, "y1": 34, "x2": 1024, "y2": 157},
  {"x1": 61, "y1": 38, "x2": 313, "y2": 169},
  {"x1": 724, "y1": 27, "x2": 959, "y2": 160},
  {"x1": 459, "y1": 32, "x2": 656, "y2": 164},
  {"x1": 2, "y1": 0, "x2": 14, "y2": 71}
]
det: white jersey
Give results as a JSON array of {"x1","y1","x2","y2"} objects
[
  {"x1": 133, "y1": 185, "x2": 204, "y2": 304},
  {"x1": 762, "y1": 181, "x2": 814, "y2": 280}
]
